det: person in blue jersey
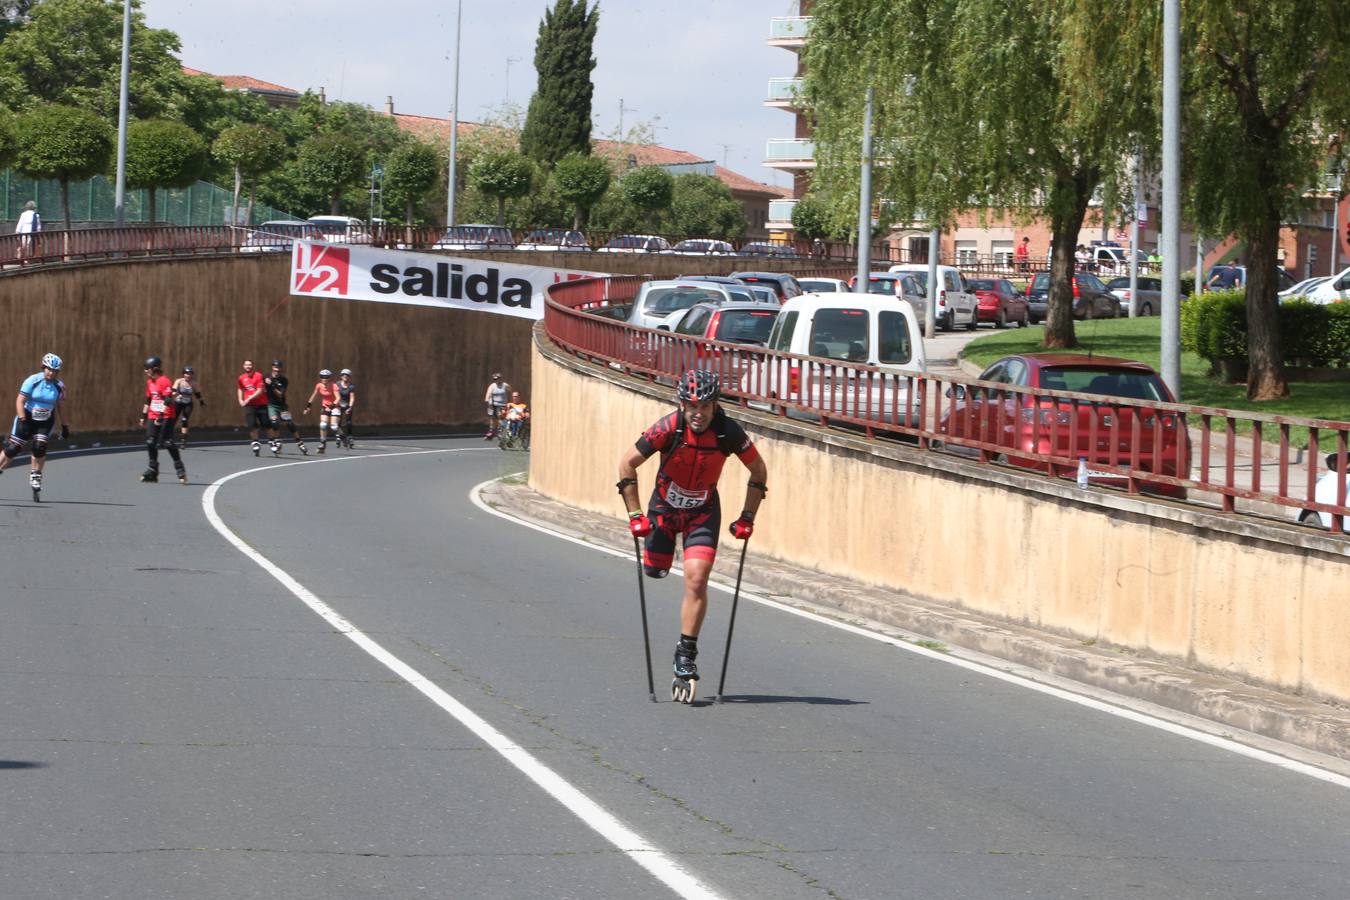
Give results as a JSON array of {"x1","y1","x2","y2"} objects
[{"x1": 0, "y1": 353, "x2": 70, "y2": 496}]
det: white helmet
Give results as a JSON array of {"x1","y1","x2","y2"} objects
[
  {"x1": 340, "y1": 368, "x2": 352, "y2": 376},
  {"x1": 319, "y1": 368, "x2": 333, "y2": 377},
  {"x1": 42, "y1": 352, "x2": 62, "y2": 371}
]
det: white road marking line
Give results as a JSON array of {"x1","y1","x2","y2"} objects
[
  {"x1": 471, "y1": 475, "x2": 1350, "y2": 790},
  {"x1": 202, "y1": 451, "x2": 728, "y2": 900}
]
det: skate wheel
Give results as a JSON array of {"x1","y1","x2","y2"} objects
[
  {"x1": 32, "y1": 489, "x2": 40, "y2": 502},
  {"x1": 671, "y1": 678, "x2": 696, "y2": 704}
]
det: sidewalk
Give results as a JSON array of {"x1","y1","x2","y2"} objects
[{"x1": 484, "y1": 478, "x2": 1350, "y2": 770}]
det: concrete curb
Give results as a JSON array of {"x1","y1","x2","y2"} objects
[{"x1": 483, "y1": 478, "x2": 1350, "y2": 765}]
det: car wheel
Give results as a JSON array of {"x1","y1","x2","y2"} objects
[
  {"x1": 996, "y1": 310, "x2": 1007, "y2": 329},
  {"x1": 1083, "y1": 303, "x2": 1093, "y2": 320},
  {"x1": 941, "y1": 311, "x2": 954, "y2": 332},
  {"x1": 1018, "y1": 310, "x2": 1029, "y2": 327},
  {"x1": 1299, "y1": 510, "x2": 1324, "y2": 529},
  {"x1": 965, "y1": 310, "x2": 978, "y2": 331}
]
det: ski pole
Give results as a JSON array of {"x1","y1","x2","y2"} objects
[
  {"x1": 632, "y1": 534, "x2": 656, "y2": 702},
  {"x1": 716, "y1": 537, "x2": 750, "y2": 703}
]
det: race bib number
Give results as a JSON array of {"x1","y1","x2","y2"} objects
[
  {"x1": 664, "y1": 483, "x2": 709, "y2": 510},
  {"x1": 280, "y1": 411, "x2": 293, "y2": 422},
  {"x1": 150, "y1": 399, "x2": 166, "y2": 413},
  {"x1": 29, "y1": 406, "x2": 51, "y2": 421}
]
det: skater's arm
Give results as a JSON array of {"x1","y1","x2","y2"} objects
[
  {"x1": 14, "y1": 391, "x2": 26, "y2": 420},
  {"x1": 740, "y1": 455, "x2": 768, "y2": 520},
  {"x1": 617, "y1": 446, "x2": 649, "y2": 515}
]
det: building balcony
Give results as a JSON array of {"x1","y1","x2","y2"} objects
[
  {"x1": 765, "y1": 77, "x2": 804, "y2": 110},
  {"x1": 768, "y1": 16, "x2": 812, "y2": 49},
  {"x1": 767, "y1": 198, "x2": 798, "y2": 229},
  {"x1": 764, "y1": 139, "x2": 815, "y2": 170}
]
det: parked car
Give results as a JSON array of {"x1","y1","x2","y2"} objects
[
  {"x1": 307, "y1": 215, "x2": 368, "y2": 243},
  {"x1": 939, "y1": 354, "x2": 1188, "y2": 498},
  {"x1": 1295, "y1": 453, "x2": 1349, "y2": 529},
  {"x1": 516, "y1": 228, "x2": 589, "y2": 251},
  {"x1": 966, "y1": 277, "x2": 1030, "y2": 328},
  {"x1": 240, "y1": 220, "x2": 324, "y2": 253},
  {"x1": 729, "y1": 271, "x2": 804, "y2": 302},
  {"x1": 1089, "y1": 243, "x2": 1149, "y2": 274},
  {"x1": 626, "y1": 281, "x2": 732, "y2": 330},
  {"x1": 739, "y1": 241, "x2": 802, "y2": 259},
  {"x1": 886, "y1": 263, "x2": 979, "y2": 331},
  {"x1": 433, "y1": 224, "x2": 515, "y2": 251},
  {"x1": 1306, "y1": 266, "x2": 1350, "y2": 304},
  {"x1": 745, "y1": 284, "x2": 780, "y2": 304},
  {"x1": 673, "y1": 302, "x2": 780, "y2": 346},
  {"x1": 672, "y1": 238, "x2": 736, "y2": 255},
  {"x1": 1279, "y1": 276, "x2": 1331, "y2": 299},
  {"x1": 798, "y1": 277, "x2": 851, "y2": 293},
  {"x1": 740, "y1": 292, "x2": 927, "y2": 426},
  {"x1": 848, "y1": 272, "x2": 928, "y2": 329},
  {"x1": 1204, "y1": 265, "x2": 1297, "y2": 292},
  {"x1": 1025, "y1": 271, "x2": 1121, "y2": 321},
  {"x1": 596, "y1": 234, "x2": 673, "y2": 254},
  {"x1": 1104, "y1": 275, "x2": 1167, "y2": 316}
]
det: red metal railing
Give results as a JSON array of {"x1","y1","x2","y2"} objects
[
  {"x1": 545, "y1": 275, "x2": 1350, "y2": 535},
  {"x1": 0, "y1": 227, "x2": 240, "y2": 267}
]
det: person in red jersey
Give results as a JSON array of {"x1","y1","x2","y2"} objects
[
  {"x1": 617, "y1": 369, "x2": 767, "y2": 700},
  {"x1": 138, "y1": 357, "x2": 186, "y2": 484},
  {"x1": 236, "y1": 359, "x2": 268, "y2": 457}
]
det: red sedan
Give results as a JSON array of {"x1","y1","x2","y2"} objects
[
  {"x1": 939, "y1": 354, "x2": 1189, "y2": 498},
  {"x1": 966, "y1": 278, "x2": 1029, "y2": 328}
]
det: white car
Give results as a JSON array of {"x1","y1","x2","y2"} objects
[
  {"x1": 671, "y1": 238, "x2": 736, "y2": 256},
  {"x1": 1306, "y1": 267, "x2": 1350, "y2": 304},
  {"x1": 1279, "y1": 276, "x2": 1331, "y2": 299},
  {"x1": 240, "y1": 220, "x2": 324, "y2": 253},
  {"x1": 1296, "y1": 453, "x2": 1349, "y2": 529},
  {"x1": 433, "y1": 224, "x2": 515, "y2": 251},
  {"x1": 307, "y1": 215, "x2": 368, "y2": 244},
  {"x1": 516, "y1": 228, "x2": 589, "y2": 251},
  {"x1": 886, "y1": 263, "x2": 979, "y2": 331},
  {"x1": 798, "y1": 277, "x2": 851, "y2": 293},
  {"x1": 596, "y1": 234, "x2": 673, "y2": 254}
]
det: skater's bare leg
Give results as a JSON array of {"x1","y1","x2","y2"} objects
[{"x1": 679, "y1": 558, "x2": 713, "y2": 637}]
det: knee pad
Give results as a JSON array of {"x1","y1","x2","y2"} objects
[
  {"x1": 3, "y1": 439, "x2": 22, "y2": 459},
  {"x1": 30, "y1": 440, "x2": 47, "y2": 458},
  {"x1": 643, "y1": 565, "x2": 669, "y2": 579}
]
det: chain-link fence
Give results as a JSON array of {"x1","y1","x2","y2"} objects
[{"x1": 1, "y1": 170, "x2": 296, "y2": 227}]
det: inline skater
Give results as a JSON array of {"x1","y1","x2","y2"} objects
[
  {"x1": 335, "y1": 368, "x2": 357, "y2": 449},
  {"x1": 302, "y1": 369, "x2": 340, "y2": 454},
  {"x1": 236, "y1": 359, "x2": 268, "y2": 456},
  {"x1": 138, "y1": 356, "x2": 187, "y2": 484},
  {"x1": 616, "y1": 369, "x2": 767, "y2": 703},
  {"x1": 171, "y1": 365, "x2": 203, "y2": 449},
  {"x1": 263, "y1": 359, "x2": 306, "y2": 456},
  {"x1": 483, "y1": 372, "x2": 509, "y2": 439},
  {"x1": 0, "y1": 352, "x2": 70, "y2": 500}
]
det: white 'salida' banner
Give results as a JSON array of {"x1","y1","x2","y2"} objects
[{"x1": 288, "y1": 240, "x2": 603, "y2": 320}]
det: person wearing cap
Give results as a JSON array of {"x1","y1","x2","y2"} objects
[
  {"x1": 262, "y1": 359, "x2": 306, "y2": 457},
  {"x1": 303, "y1": 369, "x2": 340, "y2": 454},
  {"x1": 171, "y1": 365, "x2": 204, "y2": 449},
  {"x1": 15, "y1": 200, "x2": 40, "y2": 260},
  {"x1": 334, "y1": 368, "x2": 357, "y2": 449},
  {"x1": 483, "y1": 372, "x2": 511, "y2": 440},
  {"x1": 236, "y1": 359, "x2": 269, "y2": 456},
  {"x1": 138, "y1": 357, "x2": 186, "y2": 484},
  {"x1": 1, "y1": 352, "x2": 69, "y2": 497}
]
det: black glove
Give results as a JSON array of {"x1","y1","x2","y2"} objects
[{"x1": 198, "y1": 398, "x2": 206, "y2": 407}]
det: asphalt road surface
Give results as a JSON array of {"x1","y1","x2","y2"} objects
[{"x1": 2, "y1": 437, "x2": 1348, "y2": 899}]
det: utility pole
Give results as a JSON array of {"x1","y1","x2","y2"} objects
[
  {"x1": 504, "y1": 56, "x2": 521, "y2": 104},
  {"x1": 113, "y1": 0, "x2": 131, "y2": 227},
  {"x1": 618, "y1": 98, "x2": 637, "y2": 140},
  {"x1": 1127, "y1": 153, "x2": 1142, "y2": 317},
  {"x1": 1160, "y1": 0, "x2": 1182, "y2": 398},
  {"x1": 854, "y1": 86, "x2": 874, "y2": 291},
  {"x1": 718, "y1": 143, "x2": 733, "y2": 168},
  {"x1": 446, "y1": 0, "x2": 462, "y2": 228}
]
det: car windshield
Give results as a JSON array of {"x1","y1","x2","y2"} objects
[
  {"x1": 645, "y1": 287, "x2": 722, "y2": 314},
  {"x1": 1038, "y1": 366, "x2": 1169, "y2": 401},
  {"x1": 726, "y1": 287, "x2": 755, "y2": 303},
  {"x1": 715, "y1": 309, "x2": 778, "y2": 345},
  {"x1": 798, "y1": 279, "x2": 837, "y2": 292},
  {"x1": 966, "y1": 279, "x2": 998, "y2": 291},
  {"x1": 864, "y1": 278, "x2": 898, "y2": 295},
  {"x1": 748, "y1": 286, "x2": 777, "y2": 302},
  {"x1": 1030, "y1": 273, "x2": 1050, "y2": 291},
  {"x1": 253, "y1": 224, "x2": 312, "y2": 238}
]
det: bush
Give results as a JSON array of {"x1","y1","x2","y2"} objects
[
  {"x1": 1187, "y1": 291, "x2": 1350, "y2": 372},
  {"x1": 1328, "y1": 304, "x2": 1350, "y2": 368}
]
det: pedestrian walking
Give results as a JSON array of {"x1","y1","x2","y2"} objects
[
  {"x1": 15, "y1": 200, "x2": 40, "y2": 260},
  {"x1": 1015, "y1": 236, "x2": 1030, "y2": 273}
]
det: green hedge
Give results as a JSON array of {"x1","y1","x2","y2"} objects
[{"x1": 1181, "y1": 291, "x2": 1350, "y2": 370}]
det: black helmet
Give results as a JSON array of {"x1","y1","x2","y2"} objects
[
  {"x1": 143, "y1": 356, "x2": 162, "y2": 369},
  {"x1": 677, "y1": 369, "x2": 720, "y2": 403},
  {"x1": 183, "y1": 365, "x2": 194, "y2": 374},
  {"x1": 272, "y1": 359, "x2": 284, "y2": 367}
]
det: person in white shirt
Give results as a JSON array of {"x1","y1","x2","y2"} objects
[{"x1": 15, "y1": 200, "x2": 40, "y2": 259}]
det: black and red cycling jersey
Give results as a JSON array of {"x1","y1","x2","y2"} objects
[{"x1": 635, "y1": 408, "x2": 759, "y2": 512}]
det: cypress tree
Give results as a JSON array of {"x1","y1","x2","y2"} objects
[{"x1": 520, "y1": 0, "x2": 598, "y2": 168}]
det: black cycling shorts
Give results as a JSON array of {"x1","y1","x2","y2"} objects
[
  {"x1": 9, "y1": 414, "x2": 54, "y2": 446},
  {"x1": 175, "y1": 401, "x2": 194, "y2": 424},
  {"x1": 642, "y1": 491, "x2": 721, "y2": 571},
  {"x1": 244, "y1": 405, "x2": 270, "y2": 429}
]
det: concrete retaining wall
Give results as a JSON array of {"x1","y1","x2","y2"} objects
[{"x1": 530, "y1": 327, "x2": 1350, "y2": 707}]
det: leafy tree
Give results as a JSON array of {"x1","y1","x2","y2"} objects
[
  {"x1": 124, "y1": 119, "x2": 208, "y2": 224},
  {"x1": 552, "y1": 151, "x2": 610, "y2": 229},
  {"x1": 383, "y1": 140, "x2": 441, "y2": 226},
  {"x1": 468, "y1": 151, "x2": 533, "y2": 226},
  {"x1": 296, "y1": 133, "x2": 365, "y2": 215},
  {"x1": 621, "y1": 166, "x2": 673, "y2": 229},
  {"x1": 520, "y1": 0, "x2": 598, "y2": 167},
  {"x1": 1182, "y1": 0, "x2": 1350, "y2": 400},
  {"x1": 804, "y1": 0, "x2": 1154, "y2": 349},
  {"x1": 668, "y1": 174, "x2": 746, "y2": 239},
  {"x1": 0, "y1": 0, "x2": 185, "y2": 119},
  {"x1": 13, "y1": 103, "x2": 112, "y2": 229},
  {"x1": 0, "y1": 110, "x2": 16, "y2": 170},
  {"x1": 790, "y1": 195, "x2": 833, "y2": 241},
  {"x1": 213, "y1": 123, "x2": 286, "y2": 226}
]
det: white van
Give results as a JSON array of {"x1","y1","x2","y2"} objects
[
  {"x1": 307, "y1": 215, "x2": 368, "y2": 243},
  {"x1": 886, "y1": 263, "x2": 979, "y2": 331},
  {"x1": 1307, "y1": 267, "x2": 1350, "y2": 305},
  {"x1": 740, "y1": 292, "x2": 927, "y2": 425}
]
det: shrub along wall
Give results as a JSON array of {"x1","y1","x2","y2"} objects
[{"x1": 1181, "y1": 291, "x2": 1350, "y2": 379}]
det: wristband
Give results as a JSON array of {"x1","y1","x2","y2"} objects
[
  {"x1": 747, "y1": 480, "x2": 767, "y2": 496},
  {"x1": 629, "y1": 510, "x2": 644, "y2": 520},
  {"x1": 739, "y1": 510, "x2": 755, "y2": 523}
]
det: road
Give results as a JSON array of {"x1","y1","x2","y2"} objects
[{"x1": 2, "y1": 437, "x2": 1348, "y2": 899}]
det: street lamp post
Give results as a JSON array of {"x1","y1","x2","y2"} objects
[
  {"x1": 113, "y1": 0, "x2": 131, "y2": 228},
  {"x1": 446, "y1": 0, "x2": 463, "y2": 228},
  {"x1": 854, "y1": 86, "x2": 874, "y2": 290},
  {"x1": 1160, "y1": 0, "x2": 1182, "y2": 398}
]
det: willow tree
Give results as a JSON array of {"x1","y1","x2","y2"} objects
[
  {"x1": 1184, "y1": 0, "x2": 1350, "y2": 400},
  {"x1": 804, "y1": 0, "x2": 1156, "y2": 349}
]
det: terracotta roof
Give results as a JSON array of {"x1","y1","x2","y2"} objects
[
  {"x1": 182, "y1": 66, "x2": 298, "y2": 96},
  {"x1": 387, "y1": 111, "x2": 491, "y2": 144}
]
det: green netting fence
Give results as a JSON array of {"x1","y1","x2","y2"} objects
[{"x1": 1, "y1": 170, "x2": 296, "y2": 227}]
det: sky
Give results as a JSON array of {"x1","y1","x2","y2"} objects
[{"x1": 143, "y1": 0, "x2": 802, "y2": 189}]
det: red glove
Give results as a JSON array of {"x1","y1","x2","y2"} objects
[
  {"x1": 728, "y1": 515, "x2": 754, "y2": 540},
  {"x1": 629, "y1": 513, "x2": 653, "y2": 537}
]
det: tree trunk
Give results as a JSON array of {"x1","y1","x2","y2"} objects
[
  {"x1": 60, "y1": 179, "x2": 71, "y2": 232},
  {"x1": 1041, "y1": 169, "x2": 1095, "y2": 350},
  {"x1": 1244, "y1": 222, "x2": 1289, "y2": 399},
  {"x1": 231, "y1": 165, "x2": 242, "y2": 227},
  {"x1": 573, "y1": 207, "x2": 583, "y2": 231},
  {"x1": 496, "y1": 196, "x2": 506, "y2": 227},
  {"x1": 406, "y1": 198, "x2": 415, "y2": 247},
  {"x1": 330, "y1": 192, "x2": 341, "y2": 215},
  {"x1": 246, "y1": 182, "x2": 256, "y2": 227}
]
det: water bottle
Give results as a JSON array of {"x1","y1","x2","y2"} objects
[{"x1": 1077, "y1": 457, "x2": 1089, "y2": 489}]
